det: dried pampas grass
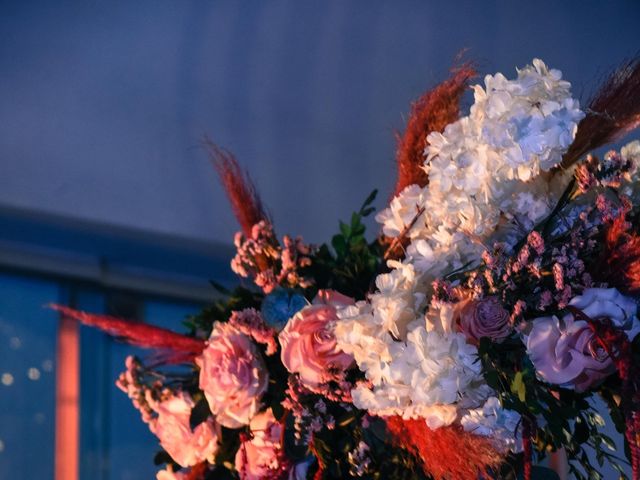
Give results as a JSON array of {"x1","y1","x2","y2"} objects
[
  {"x1": 563, "y1": 57, "x2": 640, "y2": 168},
  {"x1": 204, "y1": 139, "x2": 269, "y2": 236},
  {"x1": 393, "y1": 63, "x2": 475, "y2": 196}
]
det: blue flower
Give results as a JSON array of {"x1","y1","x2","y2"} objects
[{"x1": 261, "y1": 289, "x2": 308, "y2": 331}]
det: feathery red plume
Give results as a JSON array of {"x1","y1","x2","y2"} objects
[
  {"x1": 204, "y1": 139, "x2": 269, "y2": 236},
  {"x1": 385, "y1": 416, "x2": 504, "y2": 479},
  {"x1": 49, "y1": 305, "x2": 205, "y2": 361},
  {"x1": 562, "y1": 57, "x2": 640, "y2": 168},
  {"x1": 393, "y1": 63, "x2": 476, "y2": 196},
  {"x1": 599, "y1": 209, "x2": 640, "y2": 294}
]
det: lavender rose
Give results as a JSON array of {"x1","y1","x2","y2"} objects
[
  {"x1": 569, "y1": 288, "x2": 640, "y2": 339},
  {"x1": 527, "y1": 289, "x2": 640, "y2": 392},
  {"x1": 527, "y1": 313, "x2": 615, "y2": 392},
  {"x1": 197, "y1": 322, "x2": 268, "y2": 428},
  {"x1": 279, "y1": 290, "x2": 355, "y2": 388},
  {"x1": 456, "y1": 296, "x2": 512, "y2": 344},
  {"x1": 151, "y1": 392, "x2": 218, "y2": 467}
]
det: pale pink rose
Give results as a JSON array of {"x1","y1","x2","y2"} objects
[
  {"x1": 197, "y1": 322, "x2": 269, "y2": 428},
  {"x1": 156, "y1": 466, "x2": 187, "y2": 480},
  {"x1": 527, "y1": 313, "x2": 616, "y2": 392},
  {"x1": 456, "y1": 296, "x2": 511, "y2": 344},
  {"x1": 235, "y1": 409, "x2": 288, "y2": 480},
  {"x1": 152, "y1": 392, "x2": 218, "y2": 467},
  {"x1": 279, "y1": 291, "x2": 355, "y2": 387}
]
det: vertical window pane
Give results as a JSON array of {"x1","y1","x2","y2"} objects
[
  {"x1": 79, "y1": 291, "x2": 109, "y2": 480},
  {"x1": 0, "y1": 273, "x2": 58, "y2": 478},
  {"x1": 105, "y1": 299, "x2": 200, "y2": 480}
]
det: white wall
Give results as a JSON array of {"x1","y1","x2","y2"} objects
[{"x1": 2, "y1": 0, "x2": 639, "y2": 245}]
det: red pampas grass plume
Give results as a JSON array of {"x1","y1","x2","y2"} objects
[
  {"x1": 393, "y1": 63, "x2": 476, "y2": 196},
  {"x1": 49, "y1": 305, "x2": 205, "y2": 363},
  {"x1": 599, "y1": 209, "x2": 640, "y2": 294},
  {"x1": 204, "y1": 138, "x2": 269, "y2": 236},
  {"x1": 385, "y1": 416, "x2": 504, "y2": 479},
  {"x1": 562, "y1": 57, "x2": 640, "y2": 168}
]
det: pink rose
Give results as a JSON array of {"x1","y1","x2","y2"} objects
[
  {"x1": 235, "y1": 409, "x2": 288, "y2": 480},
  {"x1": 279, "y1": 290, "x2": 354, "y2": 388},
  {"x1": 527, "y1": 313, "x2": 616, "y2": 392},
  {"x1": 313, "y1": 289, "x2": 355, "y2": 308},
  {"x1": 456, "y1": 296, "x2": 511, "y2": 344},
  {"x1": 197, "y1": 322, "x2": 269, "y2": 428},
  {"x1": 151, "y1": 393, "x2": 218, "y2": 467}
]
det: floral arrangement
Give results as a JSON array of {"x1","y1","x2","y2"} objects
[{"x1": 54, "y1": 56, "x2": 640, "y2": 480}]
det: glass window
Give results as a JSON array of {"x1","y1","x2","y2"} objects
[
  {"x1": 0, "y1": 270, "x2": 204, "y2": 480},
  {"x1": 81, "y1": 296, "x2": 201, "y2": 480},
  {"x1": 0, "y1": 273, "x2": 58, "y2": 479}
]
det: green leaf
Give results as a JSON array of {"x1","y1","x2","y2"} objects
[
  {"x1": 510, "y1": 371, "x2": 526, "y2": 402},
  {"x1": 361, "y1": 206, "x2": 375, "y2": 217},
  {"x1": 153, "y1": 450, "x2": 174, "y2": 466},
  {"x1": 360, "y1": 189, "x2": 378, "y2": 213},
  {"x1": 271, "y1": 401, "x2": 285, "y2": 421},
  {"x1": 351, "y1": 212, "x2": 360, "y2": 229},
  {"x1": 337, "y1": 411, "x2": 357, "y2": 427},
  {"x1": 214, "y1": 427, "x2": 241, "y2": 467},
  {"x1": 208, "y1": 279, "x2": 230, "y2": 295},
  {"x1": 189, "y1": 396, "x2": 211, "y2": 430},
  {"x1": 600, "y1": 433, "x2": 618, "y2": 452},
  {"x1": 331, "y1": 234, "x2": 347, "y2": 257},
  {"x1": 529, "y1": 466, "x2": 561, "y2": 480},
  {"x1": 574, "y1": 416, "x2": 589, "y2": 444},
  {"x1": 204, "y1": 465, "x2": 236, "y2": 480},
  {"x1": 339, "y1": 221, "x2": 350, "y2": 237}
]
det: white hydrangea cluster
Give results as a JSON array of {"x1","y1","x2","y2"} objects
[
  {"x1": 620, "y1": 140, "x2": 640, "y2": 200},
  {"x1": 336, "y1": 295, "x2": 493, "y2": 423},
  {"x1": 335, "y1": 59, "x2": 583, "y2": 447},
  {"x1": 460, "y1": 397, "x2": 522, "y2": 453},
  {"x1": 377, "y1": 59, "x2": 584, "y2": 249}
]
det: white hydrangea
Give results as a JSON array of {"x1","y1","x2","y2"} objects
[
  {"x1": 467, "y1": 59, "x2": 581, "y2": 176},
  {"x1": 622, "y1": 140, "x2": 640, "y2": 166},
  {"x1": 334, "y1": 59, "x2": 583, "y2": 436},
  {"x1": 620, "y1": 140, "x2": 640, "y2": 199},
  {"x1": 460, "y1": 397, "x2": 522, "y2": 453},
  {"x1": 376, "y1": 184, "x2": 429, "y2": 239}
]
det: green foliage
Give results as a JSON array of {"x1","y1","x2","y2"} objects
[
  {"x1": 204, "y1": 466, "x2": 238, "y2": 480},
  {"x1": 214, "y1": 426, "x2": 242, "y2": 472},
  {"x1": 529, "y1": 466, "x2": 561, "y2": 480},
  {"x1": 190, "y1": 394, "x2": 211, "y2": 430},
  {"x1": 184, "y1": 284, "x2": 263, "y2": 336},
  {"x1": 154, "y1": 449, "x2": 179, "y2": 468},
  {"x1": 309, "y1": 414, "x2": 431, "y2": 480},
  {"x1": 478, "y1": 337, "x2": 630, "y2": 479},
  {"x1": 305, "y1": 190, "x2": 384, "y2": 299},
  {"x1": 261, "y1": 348, "x2": 289, "y2": 420}
]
